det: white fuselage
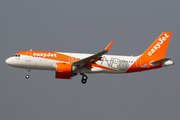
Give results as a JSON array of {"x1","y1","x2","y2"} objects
[{"x1": 6, "y1": 52, "x2": 139, "y2": 74}]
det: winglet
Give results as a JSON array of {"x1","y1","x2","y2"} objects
[{"x1": 105, "y1": 40, "x2": 114, "y2": 51}]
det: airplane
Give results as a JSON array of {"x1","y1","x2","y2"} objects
[{"x1": 5, "y1": 32, "x2": 174, "y2": 84}]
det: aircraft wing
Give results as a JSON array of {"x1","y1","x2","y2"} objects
[{"x1": 73, "y1": 41, "x2": 114, "y2": 68}]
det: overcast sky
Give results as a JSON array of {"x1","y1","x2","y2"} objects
[{"x1": 1, "y1": 0, "x2": 180, "y2": 120}]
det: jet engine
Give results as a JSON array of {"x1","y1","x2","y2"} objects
[{"x1": 55, "y1": 63, "x2": 76, "y2": 79}]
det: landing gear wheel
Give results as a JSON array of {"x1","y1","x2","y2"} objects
[
  {"x1": 25, "y1": 75, "x2": 30, "y2": 79},
  {"x1": 25, "y1": 69, "x2": 30, "y2": 79},
  {"x1": 81, "y1": 75, "x2": 88, "y2": 84},
  {"x1": 81, "y1": 79, "x2": 87, "y2": 84},
  {"x1": 82, "y1": 75, "x2": 88, "y2": 80}
]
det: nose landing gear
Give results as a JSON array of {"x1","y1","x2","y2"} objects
[
  {"x1": 25, "y1": 69, "x2": 30, "y2": 79},
  {"x1": 81, "y1": 74, "x2": 88, "y2": 84}
]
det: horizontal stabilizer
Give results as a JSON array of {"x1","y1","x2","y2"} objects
[{"x1": 151, "y1": 58, "x2": 171, "y2": 65}]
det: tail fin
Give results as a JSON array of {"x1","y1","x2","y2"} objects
[
  {"x1": 126, "y1": 32, "x2": 172, "y2": 73},
  {"x1": 140, "y1": 32, "x2": 172, "y2": 61}
]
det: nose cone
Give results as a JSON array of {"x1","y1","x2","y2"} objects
[
  {"x1": 5, "y1": 58, "x2": 11, "y2": 65},
  {"x1": 5, "y1": 57, "x2": 14, "y2": 66}
]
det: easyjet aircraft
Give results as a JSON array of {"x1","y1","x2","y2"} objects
[{"x1": 6, "y1": 32, "x2": 174, "y2": 84}]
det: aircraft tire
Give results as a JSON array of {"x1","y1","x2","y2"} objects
[
  {"x1": 81, "y1": 75, "x2": 88, "y2": 84},
  {"x1": 25, "y1": 75, "x2": 30, "y2": 79},
  {"x1": 82, "y1": 75, "x2": 88, "y2": 80},
  {"x1": 81, "y1": 79, "x2": 87, "y2": 84}
]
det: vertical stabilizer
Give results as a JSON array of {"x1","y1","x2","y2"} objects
[
  {"x1": 140, "y1": 32, "x2": 172, "y2": 61},
  {"x1": 126, "y1": 32, "x2": 172, "y2": 73}
]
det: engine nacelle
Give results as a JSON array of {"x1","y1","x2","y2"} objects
[{"x1": 55, "y1": 63, "x2": 76, "y2": 79}]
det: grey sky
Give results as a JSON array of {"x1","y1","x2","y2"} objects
[{"x1": 1, "y1": 0, "x2": 180, "y2": 120}]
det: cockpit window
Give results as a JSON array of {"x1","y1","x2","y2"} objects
[{"x1": 13, "y1": 54, "x2": 20, "y2": 57}]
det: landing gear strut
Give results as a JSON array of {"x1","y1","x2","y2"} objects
[
  {"x1": 25, "y1": 69, "x2": 30, "y2": 79},
  {"x1": 81, "y1": 74, "x2": 88, "y2": 84}
]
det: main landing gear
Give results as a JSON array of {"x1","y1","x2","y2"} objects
[
  {"x1": 81, "y1": 74, "x2": 88, "y2": 84},
  {"x1": 25, "y1": 69, "x2": 30, "y2": 79}
]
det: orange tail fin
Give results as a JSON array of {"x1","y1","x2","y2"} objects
[
  {"x1": 126, "y1": 32, "x2": 172, "y2": 73},
  {"x1": 140, "y1": 32, "x2": 172, "y2": 61}
]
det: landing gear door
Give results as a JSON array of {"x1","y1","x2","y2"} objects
[{"x1": 26, "y1": 52, "x2": 31, "y2": 62}]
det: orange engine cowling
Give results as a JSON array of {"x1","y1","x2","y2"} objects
[{"x1": 55, "y1": 63, "x2": 76, "y2": 79}]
